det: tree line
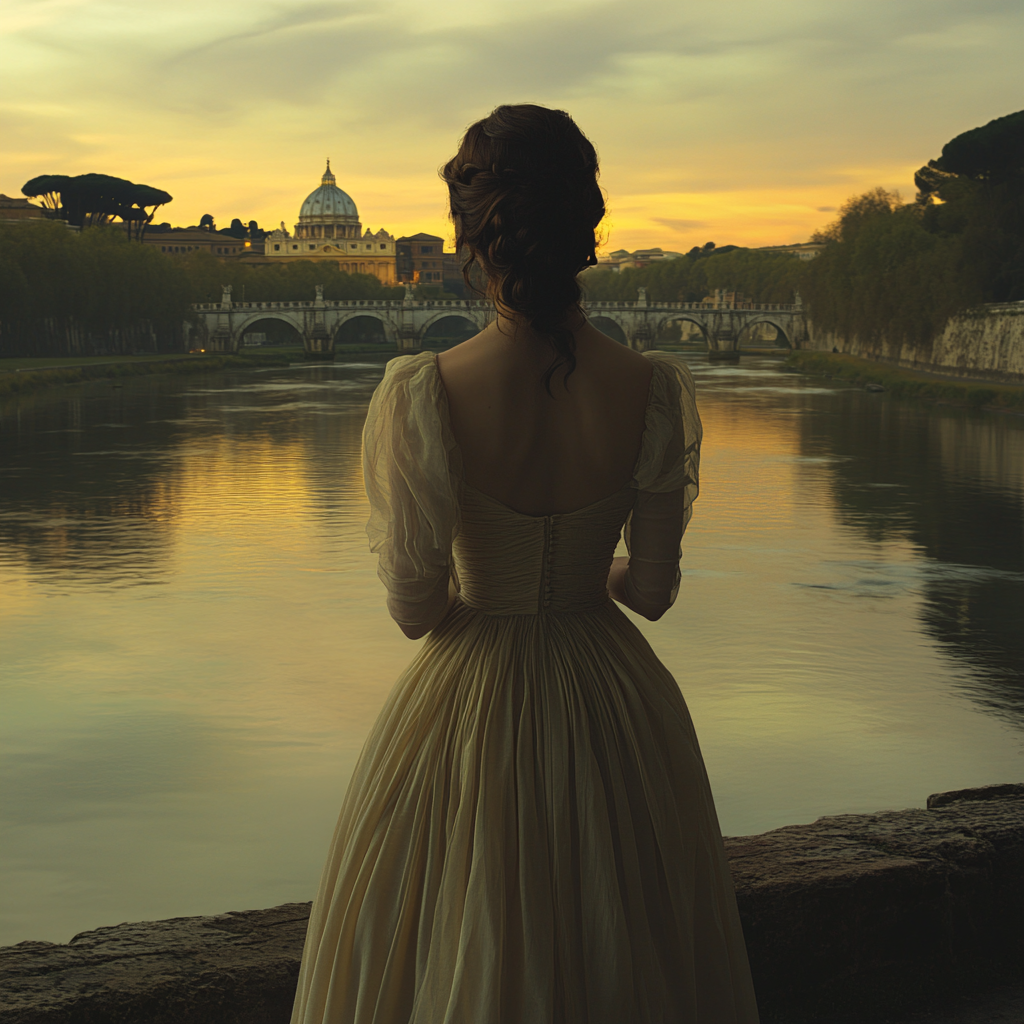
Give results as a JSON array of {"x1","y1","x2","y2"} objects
[
  {"x1": 581, "y1": 245, "x2": 804, "y2": 305},
  {"x1": 802, "y1": 109, "x2": 1024, "y2": 349},
  {"x1": 22, "y1": 174, "x2": 172, "y2": 241},
  {"x1": 0, "y1": 224, "x2": 404, "y2": 359}
]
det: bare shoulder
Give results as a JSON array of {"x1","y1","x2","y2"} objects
[
  {"x1": 434, "y1": 328, "x2": 495, "y2": 380},
  {"x1": 576, "y1": 323, "x2": 653, "y2": 384}
]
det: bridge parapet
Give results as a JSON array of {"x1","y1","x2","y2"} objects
[
  {"x1": 192, "y1": 298, "x2": 495, "y2": 313},
  {"x1": 584, "y1": 300, "x2": 798, "y2": 313},
  {"x1": 188, "y1": 290, "x2": 809, "y2": 355}
]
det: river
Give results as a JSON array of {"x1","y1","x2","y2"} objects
[{"x1": 1, "y1": 353, "x2": 1022, "y2": 946}]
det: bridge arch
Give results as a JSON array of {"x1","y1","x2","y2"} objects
[
  {"x1": 418, "y1": 308, "x2": 489, "y2": 336},
  {"x1": 736, "y1": 316, "x2": 791, "y2": 349},
  {"x1": 330, "y1": 309, "x2": 400, "y2": 347},
  {"x1": 589, "y1": 315, "x2": 629, "y2": 345},
  {"x1": 653, "y1": 314, "x2": 711, "y2": 349},
  {"x1": 420, "y1": 313, "x2": 481, "y2": 349},
  {"x1": 233, "y1": 312, "x2": 306, "y2": 346}
]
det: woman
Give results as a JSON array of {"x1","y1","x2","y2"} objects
[{"x1": 290, "y1": 104, "x2": 760, "y2": 1024}]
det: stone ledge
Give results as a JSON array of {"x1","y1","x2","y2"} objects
[
  {"x1": 728, "y1": 783, "x2": 1024, "y2": 1021},
  {"x1": 2, "y1": 784, "x2": 1022, "y2": 1024}
]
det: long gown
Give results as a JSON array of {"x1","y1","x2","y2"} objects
[{"x1": 290, "y1": 349, "x2": 760, "y2": 1024}]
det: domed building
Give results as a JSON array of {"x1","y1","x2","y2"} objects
[{"x1": 264, "y1": 162, "x2": 396, "y2": 283}]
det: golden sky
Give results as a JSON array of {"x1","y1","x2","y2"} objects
[{"x1": 2, "y1": 0, "x2": 1022, "y2": 252}]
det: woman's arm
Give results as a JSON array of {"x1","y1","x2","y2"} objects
[
  {"x1": 607, "y1": 556, "x2": 672, "y2": 621},
  {"x1": 608, "y1": 487, "x2": 689, "y2": 621},
  {"x1": 394, "y1": 575, "x2": 460, "y2": 640}
]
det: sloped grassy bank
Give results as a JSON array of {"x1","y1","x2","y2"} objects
[
  {"x1": 785, "y1": 350, "x2": 1024, "y2": 413},
  {"x1": 0, "y1": 350, "x2": 303, "y2": 401}
]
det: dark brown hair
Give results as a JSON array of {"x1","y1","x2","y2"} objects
[{"x1": 441, "y1": 104, "x2": 605, "y2": 390}]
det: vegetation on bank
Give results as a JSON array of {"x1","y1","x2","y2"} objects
[
  {"x1": 803, "y1": 110, "x2": 1024, "y2": 349},
  {"x1": 582, "y1": 246, "x2": 804, "y2": 305},
  {"x1": 0, "y1": 222, "x2": 193, "y2": 336},
  {"x1": 0, "y1": 349, "x2": 299, "y2": 400},
  {"x1": 182, "y1": 250, "x2": 404, "y2": 304},
  {"x1": 0, "y1": 223, "x2": 406, "y2": 359},
  {"x1": 785, "y1": 350, "x2": 1024, "y2": 413}
]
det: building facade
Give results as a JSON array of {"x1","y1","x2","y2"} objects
[
  {"x1": 0, "y1": 195, "x2": 49, "y2": 223},
  {"x1": 755, "y1": 243, "x2": 823, "y2": 261},
  {"x1": 262, "y1": 162, "x2": 396, "y2": 283},
  {"x1": 143, "y1": 227, "x2": 248, "y2": 256},
  {"x1": 595, "y1": 247, "x2": 685, "y2": 272},
  {"x1": 396, "y1": 233, "x2": 448, "y2": 284}
]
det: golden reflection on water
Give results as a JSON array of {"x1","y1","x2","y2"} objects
[{"x1": 0, "y1": 357, "x2": 1022, "y2": 946}]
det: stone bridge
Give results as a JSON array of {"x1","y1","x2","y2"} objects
[{"x1": 190, "y1": 285, "x2": 810, "y2": 355}]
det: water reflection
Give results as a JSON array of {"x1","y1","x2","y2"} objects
[
  {"x1": 1, "y1": 355, "x2": 1022, "y2": 946},
  {"x1": 796, "y1": 388, "x2": 1024, "y2": 722},
  {"x1": 0, "y1": 364, "x2": 385, "y2": 590}
]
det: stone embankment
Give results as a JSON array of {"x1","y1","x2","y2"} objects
[
  {"x1": 1, "y1": 785, "x2": 1021, "y2": 1024},
  {"x1": 807, "y1": 303, "x2": 1024, "y2": 384}
]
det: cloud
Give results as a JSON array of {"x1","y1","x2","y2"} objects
[
  {"x1": 652, "y1": 218, "x2": 711, "y2": 232},
  {"x1": 2, "y1": 0, "x2": 1023, "y2": 246}
]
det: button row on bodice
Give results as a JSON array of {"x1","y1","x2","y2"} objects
[{"x1": 453, "y1": 485, "x2": 638, "y2": 617}]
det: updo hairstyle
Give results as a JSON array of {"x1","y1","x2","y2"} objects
[{"x1": 441, "y1": 104, "x2": 605, "y2": 389}]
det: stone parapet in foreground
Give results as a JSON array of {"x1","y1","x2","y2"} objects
[
  {"x1": 728, "y1": 783, "x2": 1024, "y2": 1020},
  {"x1": 1, "y1": 784, "x2": 1022, "y2": 1024}
]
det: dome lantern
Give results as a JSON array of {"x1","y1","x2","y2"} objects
[{"x1": 298, "y1": 162, "x2": 359, "y2": 223}]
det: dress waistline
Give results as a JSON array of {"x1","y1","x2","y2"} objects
[{"x1": 456, "y1": 594, "x2": 613, "y2": 618}]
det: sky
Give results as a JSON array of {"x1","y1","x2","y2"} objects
[{"x1": 2, "y1": 0, "x2": 1022, "y2": 253}]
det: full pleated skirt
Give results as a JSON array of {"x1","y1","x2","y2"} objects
[{"x1": 290, "y1": 599, "x2": 760, "y2": 1024}]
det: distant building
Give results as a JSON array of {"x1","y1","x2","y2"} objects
[
  {"x1": 756, "y1": 243, "x2": 823, "y2": 261},
  {"x1": 593, "y1": 247, "x2": 685, "y2": 272},
  {"x1": 396, "y1": 233, "x2": 447, "y2": 284},
  {"x1": 262, "y1": 162, "x2": 396, "y2": 283},
  {"x1": 0, "y1": 195, "x2": 50, "y2": 223},
  {"x1": 143, "y1": 226, "x2": 248, "y2": 256}
]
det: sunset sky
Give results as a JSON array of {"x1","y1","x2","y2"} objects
[{"x1": 2, "y1": 0, "x2": 1021, "y2": 252}]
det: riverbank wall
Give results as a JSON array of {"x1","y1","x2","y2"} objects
[
  {"x1": 804, "y1": 302, "x2": 1024, "y2": 384},
  {"x1": 2, "y1": 784, "x2": 1021, "y2": 1024}
]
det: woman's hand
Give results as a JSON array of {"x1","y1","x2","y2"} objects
[
  {"x1": 607, "y1": 555, "x2": 669, "y2": 621},
  {"x1": 607, "y1": 556, "x2": 629, "y2": 605},
  {"x1": 398, "y1": 576, "x2": 460, "y2": 640}
]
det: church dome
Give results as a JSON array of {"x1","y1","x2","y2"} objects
[{"x1": 299, "y1": 161, "x2": 358, "y2": 220}]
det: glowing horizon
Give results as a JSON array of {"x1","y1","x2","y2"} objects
[{"x1": 2, "y1": 0, "x2": 1021, "y2": 254}]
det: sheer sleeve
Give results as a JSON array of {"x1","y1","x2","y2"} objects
[
  {"x1": 623, "y1": 353, "x2": 702, "y2": 617},
  {"x1": 362, "y1": 353, "x2": 461, "y2": 630}
]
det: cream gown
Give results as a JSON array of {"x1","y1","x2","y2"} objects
[{"x1": 290, "y1": 349, "x2": 760, "y2": 1024}]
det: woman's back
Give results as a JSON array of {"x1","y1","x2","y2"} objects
[
  {"x1": 290, "y1": 103, "x2": 760, "y2": 1024},
  {"x1": 437, "y1": 321, "x2": 654, "y2": 517}
]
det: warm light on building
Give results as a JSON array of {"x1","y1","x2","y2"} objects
[{"x1": 262, "y1": 162, "x2": 397, "y2": 284}]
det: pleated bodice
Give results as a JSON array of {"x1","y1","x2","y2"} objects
[{"x1": 454, "y1": 485, "x2": 637, "y2": 616}]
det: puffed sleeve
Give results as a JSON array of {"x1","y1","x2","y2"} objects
[
  {"x1": 623, "y1": 353, "x2": 702, "y2": 617},
  {"x1": 362, "y1": 353, "x2": 461, "y2": 630}
]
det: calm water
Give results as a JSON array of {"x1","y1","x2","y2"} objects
[{"x1": 1, "y1": 355, "x2": 1023, "y2": 946}]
